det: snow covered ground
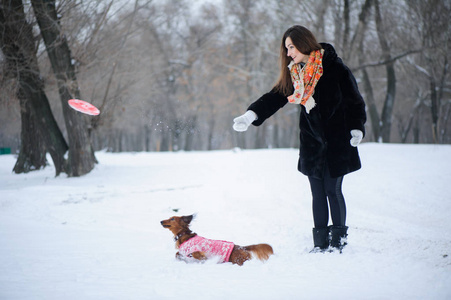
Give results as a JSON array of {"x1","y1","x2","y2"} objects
[{"x1": 0, "y1": 143, "x2": 450, "y2": 299}]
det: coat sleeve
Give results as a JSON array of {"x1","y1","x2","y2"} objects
[
  {"x1": 340, "y1": 65, "x2": 367, "y2": 137},
  {"x1": 247, "y1": 88, "x2": 288, "y2": 126}
]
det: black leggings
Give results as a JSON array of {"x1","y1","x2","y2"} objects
[{"x1": 308, "y1": 168, "x2": 346, "y2": 228}]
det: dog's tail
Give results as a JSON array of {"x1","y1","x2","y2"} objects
[{"x1": 244, "y1": 244, "x2": 274, "y2": 261}]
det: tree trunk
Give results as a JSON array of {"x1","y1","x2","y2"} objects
[
  {"x1": 184, "y1": 116, "x2": 197, "y2": 151},
  {"x1": 347, "y1": 0, "x2": 373, "y2": 62},
  {"x1": 429, "y1": 79, "x2": 438, "y2": 143},
  {"x1": 207, "y1": 118, "x2": 215, "y2": 151},
  {"x1": 0, "y1": 0, "x2": 68, "y2": 175},
  {"x1": 375, "y1": 0, "x2": 396, "y2": 143},
  {"x1": 354, "y1": 0, "x2": 378, "y2": 141},
  {"x1": 341, "y1": 0, "x2": 350, "y2": 56},
  {"x1": 13, "y1": 97, "x2": 47, "y2": 173},
  {"x1": 359, "y1": 67, "x2": 379, "y2": 142},
  {"x1": 31, "y1": 0, "x2": 96, "y2": 176}
]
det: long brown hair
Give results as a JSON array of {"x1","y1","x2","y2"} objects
[{"x1": 273, "y1": 25, "x2": 322, "y2": 96}]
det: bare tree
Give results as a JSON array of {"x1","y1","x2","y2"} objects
[
  {"x1": 31, "y1": 0, "x2": 96, "y2": 176},
  {"x1": 406, "y1": 0, "x2": 451, "y2": 143},
  {"x1": 351, "y1": 0, "x2": 419, "y2": 143},
  {"x1": 0, "y1": 0, "x2": 68, "y2": 175},
  {"x1": 373, "y1": 0, "x2": 396, "y2": 142}
]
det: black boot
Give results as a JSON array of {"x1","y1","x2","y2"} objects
[
  {"x1": 330, "y1": 225, "x2": 348, "y2": 252},
  {"x1": 310, "y1": 227, "x2": 330, "y2": 252}
]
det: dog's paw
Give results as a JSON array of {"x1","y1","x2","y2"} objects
[{"x1": 191, "y1": 251, "x2": 208, "y2": 261}]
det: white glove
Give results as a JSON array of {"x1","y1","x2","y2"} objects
[
  {"x1": 350, "y1": 129, "x2": 363, "y2": 147},
  {"x1": 233, "y1": 111, "x2": 257, "y2": 132}
]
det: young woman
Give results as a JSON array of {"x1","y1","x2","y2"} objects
[{"x1": 233, "y1": 25, "x2": 366, "y2": 252}]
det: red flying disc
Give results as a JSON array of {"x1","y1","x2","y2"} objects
[{"x1": 68, "y1": 99, "x2": 100, "y2": 116}]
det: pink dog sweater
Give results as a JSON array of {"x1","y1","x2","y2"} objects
[{"x1": 178, "y1": 235, "x2": 234, "y2": 263}]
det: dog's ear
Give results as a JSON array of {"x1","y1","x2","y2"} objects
[{"x1": 182, "y1": 214, "x2": 195, "y2": 224}]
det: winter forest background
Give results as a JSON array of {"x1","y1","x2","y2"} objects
[{"x1": 1, "y1": 0, "x2": 450, "y2": 176}]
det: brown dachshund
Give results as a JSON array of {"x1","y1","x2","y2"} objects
[{"x1": 161, "y1": 215, "x2": 273, "y2": 266}]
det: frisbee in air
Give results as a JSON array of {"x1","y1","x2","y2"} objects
[{"x1": 68, "y1": 99, "x2": 100, "y2": 116}]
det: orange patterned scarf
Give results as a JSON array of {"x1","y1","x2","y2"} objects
[{"x1": 287, "y1": 49, "x2": 324, "y2": 113}]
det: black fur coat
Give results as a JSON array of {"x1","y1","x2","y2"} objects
[{"x1": 248, "y1": 43, "x2": 366, "y2": 178}]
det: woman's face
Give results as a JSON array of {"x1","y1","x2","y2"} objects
[{"x1": 285, "y1": 37, "x2": 308, "y2": 64}]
